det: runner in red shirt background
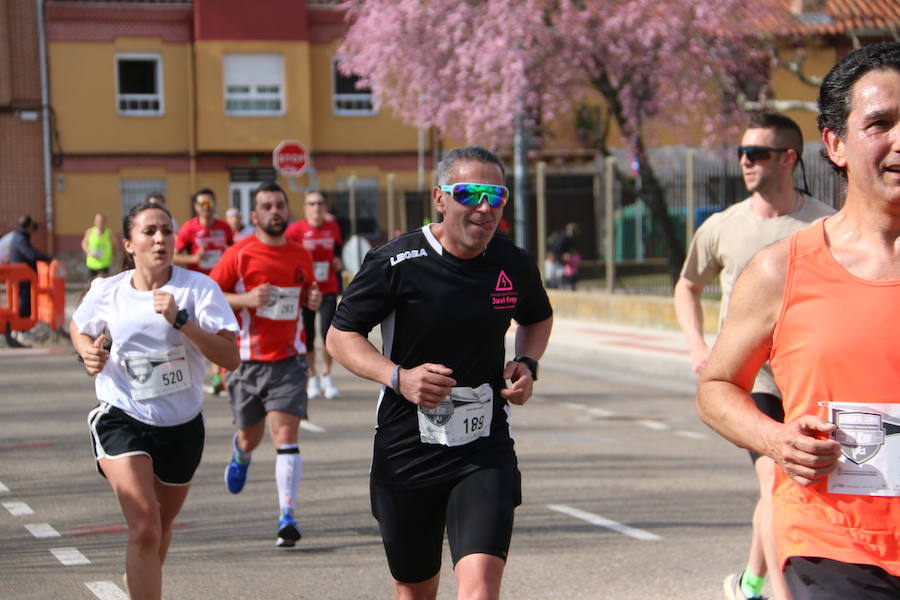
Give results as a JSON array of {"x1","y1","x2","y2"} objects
[
  {"x1": 210, "y1": 182, "x2": 321, "y2": 547},
  {"x1": 174, "y1": 188, "x2": 233, "y2": 275},
  {"x1": 285, "y1": 191, "x2": 344, "y2": 400}
]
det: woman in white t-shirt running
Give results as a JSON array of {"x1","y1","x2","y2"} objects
[{"x1": 70, "y1": 202, "x2": 239, "y2": 600}]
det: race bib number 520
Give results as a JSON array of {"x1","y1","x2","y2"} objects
[{"x1": 124, "y1": 345, "x2": 192, "y2": 401}]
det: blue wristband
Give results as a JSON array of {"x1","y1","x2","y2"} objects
[{"x1": 390, "y1": 364, "x2": 401, "y2": 393}]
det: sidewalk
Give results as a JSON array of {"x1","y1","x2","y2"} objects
[{"x1": 519, "y1": 316, "x2": 701, "y2": 388}]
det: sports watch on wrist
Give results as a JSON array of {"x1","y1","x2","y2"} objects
[
  {"x1": 172, "y1": 308, "x2": 189, "y2": 330},
  {"x1": 513, "y1": 356, "x2": 539, "y2": 381}
]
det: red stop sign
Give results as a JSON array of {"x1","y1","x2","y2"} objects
[{"x1": 273, "y1": 140, "x2": 308, "y2": 176}]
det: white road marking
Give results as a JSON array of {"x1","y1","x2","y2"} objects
[
  {"x1": 25, "y1": 523, "x2": 61, "y2": 538},
  {"x1": 548, "y1": 504, "x2": 662, "y2": 541},
  {"x1": 637, "y1": 420, "x2": 669, "y2": 431},
  {"x1": 675, "y1": 430, "x2": 707, "y2": 440},
  {"x1": 0, "y1": 481, "x2": 9, "y2": 494},
  {"x1": 588, "y1": 408, "x2": 616, "y2": 417},
  {"x1": 300, "y1": 421, "x2": 325, "y2": 433},
  {"x1": 85, "y1": 581, "x2": 129, "y2": 600},
  {"x1": 560, "y1": 402, "x2": 587, "y2": 410},
  {"x1": 51, "y1": 547, "x2": 91, "y2": 566},
  {"x1": 3, "y1": 501, "x2": 34, "y2": 516}
]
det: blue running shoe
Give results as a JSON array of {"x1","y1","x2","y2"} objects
[
  {"x1": 276, "y1": 513, "x2": 302, "y2": 547},
  {"x1": 224, "y1": 458, "x2": 249, "y2": 494}
]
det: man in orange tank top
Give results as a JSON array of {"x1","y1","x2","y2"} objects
[{"x1": 698, "y1": 42, "x2": 900, "y2": 599}]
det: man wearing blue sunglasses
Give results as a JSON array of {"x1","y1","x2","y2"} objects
[
  {"x1": 327, "y1": 146, "x2": 553, "y2": 600},
  {"x1": 675, "y1": 112, "x2": 834, "y2": 600}
]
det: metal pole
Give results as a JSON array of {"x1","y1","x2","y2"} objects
[
  {"x1": 685, "y1": 149, "x2": 696, "y2": 247},
  {"x1": 387, "y1": 172, "x2": 396, "y2": 237},
  {"x1": 513, "y1": 114, "x2": 531, "y2": 252},
  {"x1": 593, "y1": 152, "x2": 602, "y2": 283},
  {"x1": 36, "y1": 0, "x2": 54, "y2": 252},
  {"x1": 536, "y1": 161, "x2": 546, "y2": 274},
  {"x1": 604, "y1": 156, "x2": 616, "y2": 293}
]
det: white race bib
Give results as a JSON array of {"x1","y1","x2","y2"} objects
[
  {"x1": 417, "y1": 383, "x2": 493, "y2": 447},
  {"x1": 256, "y1": 285, "x2": 301, "y2": 321},
  {"x1": 822, "y1": 401, "x2": 900, "y2": 496},
  {"x1": 124, "y1": 345, "x2": 192, "y2": 401},
  {"x1": 198, "y1": 249, "x2": 222, "y2": 270},
  {"x1": 313, "y1": 261, "x2": 329, "y2": 282}
]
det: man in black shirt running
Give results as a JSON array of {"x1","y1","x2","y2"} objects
[{"x1": 328, "y1": 145, "x2": 553, "y2": 600}]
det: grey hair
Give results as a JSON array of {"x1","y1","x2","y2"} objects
[{"x1": 435, "y1": 146, "x2": 506, "y2": 185}]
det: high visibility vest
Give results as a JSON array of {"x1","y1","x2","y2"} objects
[{"x1": 85, "y1": 227, "x2": 112, "y2": 270}]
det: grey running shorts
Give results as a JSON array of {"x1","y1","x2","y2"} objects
[
  {"x1": 87, "y1": 402, "x2": 204, "y2": 486},
  {"x1": 226, "y1": 354, "x2": 309, "y2": 429},
  {"x1": 370, "y1": 463, "x2": 522, "y2": 583}
]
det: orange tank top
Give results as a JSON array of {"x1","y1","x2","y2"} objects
[{"x1": 770, "y1": 218, "x2": 900, "y2": 574}]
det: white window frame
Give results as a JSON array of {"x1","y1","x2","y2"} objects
[
  {"x1": 120, "y1": 179, "x2": 166, "y2": 220},
  {"x1": 115, "y1": 53, "x2": 164, "y2": 116},
  {"x1": 223, "y1": 53, "x2": 285, "y2": 117},
  {"x1": 332, "y1": 58, "x2": 376, "y2": 116}
]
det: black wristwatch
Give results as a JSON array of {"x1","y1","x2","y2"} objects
[
  {"x1": 513, "y1": 356, "x2": 539, "y2": 381},
  {"x1": 172, "y1": 308, "x2": 189, "y2": 330}
]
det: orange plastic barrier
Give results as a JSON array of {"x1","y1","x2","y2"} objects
[
  {"x1": 0, "y1": 263, "x2": 38, "y2": 333},
  {"x1": 37, "y1": 260, "x2": 66, "y2": 331},
  {"x1": 0, "y1": 260, "x2": 66, "y2": 333}
]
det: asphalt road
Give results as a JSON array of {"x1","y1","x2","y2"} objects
[{"x1": 0, "y1": 344, "x2": 760, "y2": 600}]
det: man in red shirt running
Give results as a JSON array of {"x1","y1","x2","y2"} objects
[
  {"x1": 209, "y1": 182, "x2": 321, "y2": 547},
  {"x1": 174, "y1": 188, "x2": 233, "y2": 274},
  {"x1": 286, "y1": 192, "x2": 344, "y2": 399}
]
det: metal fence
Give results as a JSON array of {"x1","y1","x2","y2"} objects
[{"x1": 333, "y1": 146, "x2": 844, "y2": 298}]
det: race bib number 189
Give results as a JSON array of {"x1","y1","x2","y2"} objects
[{"x1": 418, "y1": 383, "x2": 493, "y2": 447}]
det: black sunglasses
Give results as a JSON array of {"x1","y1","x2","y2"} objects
[{"x1": 737, "y1": 145, "x2": 791, "y2": 162}]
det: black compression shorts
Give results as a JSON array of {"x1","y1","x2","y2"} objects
[
  {"x1": 370, "y1": 463, "x2": 522, "y2": 583},
  {"x1": 748, "y1": 392, "x2": 784, "y2": 463},
  {"x1": 302, "y1": 293, "x2": 337, "y2": 346}
]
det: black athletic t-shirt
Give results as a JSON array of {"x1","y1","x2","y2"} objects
[{"x1": 332, "y1": 225, "x2": 552, "y2": 487}]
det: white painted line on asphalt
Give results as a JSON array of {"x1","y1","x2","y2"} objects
[
  {"x1": 588, "y1": 408, "x2": 617, "y2": 417},
  {"x1": 548, "y1": 504, "x2": 662, "y2": 541},
  {"x1": 301, "y1": 421, "x2": 325, "y2": 433},
  {"x1": 85, "y1": 581, "x2": 128, "y2": 600},
  {"x1": 560, "y1": 402, "x2": 587, "y2": 410},
  {"x1": 51, "y1": 547, "x2": 91, "y2": 566},
  {"x1": 25, "y1": 523, "x2": 61, "y2": 538},
  {"x1": 675, "y1": 430, "x2": 708, "y2": 440},
  {"x1": 0, "y1": 481, "x2": 9, "y2": 494},
  {"x1": 3, "y1": 501, "x2": 34, "y2": 516},
  {"x1": 638, "y1": 420, "x2": 670, "y2": 431}
]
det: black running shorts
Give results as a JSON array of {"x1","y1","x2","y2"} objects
[
  {"x1": 370, "y1": 463, "x2": 522, "y2": 583},
  {"x1": 302, "y1": 293, "x2": 337, "y2": 345},
  {"x1": 87, "y1": 403, "x2": 204, "y2": 486},
  {"x1": 748, "y1": 392, "x2": 785, "y2": 463},
  {"x1": 785, "y1": 557, "x2": 900, "y2": 599}
]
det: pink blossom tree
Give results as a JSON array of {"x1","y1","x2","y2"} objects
[{"x1": 339, "y1": 0, "x2": 772, "y2": 273}]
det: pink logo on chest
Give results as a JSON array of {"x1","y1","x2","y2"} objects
[{"x1": 491, "y1": 270, "x2": 518, "y2": 309}]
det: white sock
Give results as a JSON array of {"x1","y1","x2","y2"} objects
[{"x1": 275, "y1": 445, "x2": 302, "y2": 514}]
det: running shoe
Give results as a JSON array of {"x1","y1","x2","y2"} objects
[
  {"x1": 276, "y1": 513, "x2": 302, "y2": 547},
  {"x1": 224, "y1": 457, "x2": 249, "y2": 494},
  {"x1": 206, "y1": 373, "x2": 224, "y2": 396},
  {"x1": 307, "y1": 374, "x2": 321, "y2": 399},
  {"x1": 322, "y1": 374, "x2": 340, "y2": 399},
  {"x1": 723, "y1": 572, "x2": 767, "y2": 600}
]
